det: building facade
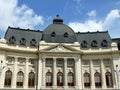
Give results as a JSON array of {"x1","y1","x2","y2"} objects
[{"x1": 0, "y1": 15, "x2": 120, "y2": 90}]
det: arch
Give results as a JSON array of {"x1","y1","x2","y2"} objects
[
  {"x1": 28, "y1": 72, "x2": 35, "y2": 87},
  {"x1": 9, "y1": 36, "x2": 16, "y2": 44},
  {"x1": 94, "y1": 72, "x2": 101, "y2": 88},
  {"x1": 17, "y1": 71, "x2": 24, "y2": 87},
  {"x1": 20, "y1": 38, "x2": 26, "y2": 45},
  {"x1": 91, "y1": 40, "x2": 97, "y2": 47},
  {"x1": 84, "y1": 72, "x2": 90, "y2": 87},
  {"x1": 4, "y1": 70, "x2": 12, "y2": 87},
  {"x1": 67, "y1": 72, "x2": 74, "y2": 86},
  {"x1": 64, "y1": 32, "x2": 68, "y2": 37},
  {"x1": 101, "y1": 40, "x2": 108, "y2": 47},
  {"x1": 51, "y1": 32, "x2": 56, "y2": 37},
  {"x1": 30, "y1": 39, "x2": 37, "y2": 46},
  {"x1": 57, "y1": 72, "x2": 63, "y2": 86},
  {"x1": 81, "y1": 40, "x2": 87, "y2": 48},
  {"x1": 105, "y1": 72, "x2": 113, "y2": 87},
  {"x1": 46, "y1": 71, "x2": 52, "y2": 86}
]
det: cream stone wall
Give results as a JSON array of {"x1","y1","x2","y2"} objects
[{"x1": 0, "y1": 38, "x2": 120, "y2": 89}]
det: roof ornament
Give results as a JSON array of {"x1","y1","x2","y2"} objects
[{"x1": 53, "y1": 15, "x2": 63, "y2": 24}]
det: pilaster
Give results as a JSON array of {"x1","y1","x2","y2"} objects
[{"x1": 64, "y1": 58, "x2": 68, "y2": 89}]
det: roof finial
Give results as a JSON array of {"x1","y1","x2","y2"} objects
[{"x1": 56, "y1": 14, "x2": 59, "y2": 17}]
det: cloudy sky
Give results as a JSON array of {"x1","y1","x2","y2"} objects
[{"x1": 0, "y1": 0, "x2": 120, "y2": 38}]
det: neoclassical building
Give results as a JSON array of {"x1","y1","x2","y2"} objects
[{"x1": 0, "y1": 15, "x2": 120, "y2": 90}]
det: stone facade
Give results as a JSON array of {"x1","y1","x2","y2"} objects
[{"x1": 0, "y1": 15, "x2": 120, "y2": 90}]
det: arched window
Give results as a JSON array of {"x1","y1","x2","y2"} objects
[
  {"x1": 91, "y1": 40, "x2": 97, "y2": 47},
  {"x1": 46, "y1": 71, "x2": 52, "y2": 86},
  {"x1": 64, "y1": 32, "x2": 68, "y2": 37},
  {"x1": 28, "y1": 72, "x2": 35, "y2": 87},
  {"x1": 4, "y1": 70, "x2": 12, "y2": 87},
  {"x1": 51, "y1": 32, "x2": 56, "y2": 37},
  {"x1": 68, "y1": 72, "x2": 74, "y2": 86},
  {"x1": 9, "y1": 36, "x2": 16, "y2": 44},
  {"x1": 57, "y1": 72, "x2": 63, "y2": 86},
  {"x1": 81, "y1": 41, "x2": 88, "y2": 48},
  {"x1": 94, "y1": 72, "x2": 101, "y2": 88},
  {"x1": 105, "y1": 72, "x2": 113, "y2": 88},
  {"x1": 30, "y1": 39, "x2": 37, "y2": 46},
  {"x1": 84, "y1": 72, "x2": 90, "y2": 87},
  {"x1": 101, "y1": 40, "x2": 108, "y2": 47},
  {"x1": 17, "y1": 71, "x2": 24, "y2": 87},
  {"x1": 20, "y1": 38, "x2": 26, "y2": 45}
]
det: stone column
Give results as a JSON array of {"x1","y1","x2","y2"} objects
[
  {"x1": 12, "y1": 57, "x2": 18, "y2": 88},
  {"x1": 41, "y1": 58, "x2": 46, "y2": 89},
  {"x1": 74, "y1": 57, "x2": 81, "y2": 89},
  {"x1": 64, "y1": 58, "x2": 68, "y2": 88},
  {"x1": 90, "y1": 59, "x2": 95, "y2": 89},
  {"x1": 24, "y1": 58, "x2": 29, "y2": 89},
  {"x1": 100, "y1": 59, "x2": 106, "y2": 89},
  {"x1": 53, "y1": 57, "x2": 57, "y2": 88},
  {"x1": 37, "y1": 57, "x2": 42, "y2": 89}
]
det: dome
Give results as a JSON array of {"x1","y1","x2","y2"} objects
[{"x1": 43, "y1": 15, "x2": 76, "y2": 43}]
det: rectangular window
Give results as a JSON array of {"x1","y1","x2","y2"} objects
[
  {"x1": 18, "y1": 59, "x2": 24, "y2": 64},
  {"x1": 46, "y1": 59, "x2": 52, "y2": 66},
  {"x1": 57, "y1": 60, "x2": 63, "y2": 67},
  {"x1": 7, "y1": 58, "x2": 14, "y2": 63},
  {"x1": 67, "y1": 59, "x2": 74, "y2": 66},
  {"x1": 30, "y1": 59, "x2": 34, "y2": 64}
]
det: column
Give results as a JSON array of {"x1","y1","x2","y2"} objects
[
  {"x1": 24, "y1": 58, "x2": 29, "y2": 88},
  {"x1": 74, "y1": 57, "x2": 81, "y2": 89},
  {"x1": 12, "y1": 57, "x2": 18, "y2": 88},
  {"x1": 41, "y1": 58, "x2": 46, "y2": 89},
  {"x1": 37, "y1": 57, "x2": 42, "y2": 89},
  {"x1": 100, "y1": 59, "x2": 106, "y2": 89},
  {"x1": 53, "y1": 57, "x2": 57, "y2": 88},
  {"x1": 64, "y1": 58, "x2": 68, "y2": 88},
  {"x1": 90, "y1": 59, "x2": 95, "y2": 89}
]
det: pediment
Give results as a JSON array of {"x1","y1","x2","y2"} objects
[{"x1": 40, "y1": 44, "x2": 79, "y2": 52}]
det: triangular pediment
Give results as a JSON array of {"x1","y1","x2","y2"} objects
[{"x1": 40, "y1": 44, "x2": 79, "y2": 52}]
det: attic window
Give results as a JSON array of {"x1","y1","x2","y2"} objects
[
  {"x1": 64, "y1": 32, "x2": 68, "y2": 37},
  {"x1": 101, "y1": 40, "x2": 108, "y2": 47},
  {"x1": 30, "y1": 39, "x2": 37, "y2": 46},
  {"x1": 9, "y1": 36, "x2": 16, "y2": 44},
  {"x1": 81, "y1": 41, "x2": 87, "y2": 48},
  {"x1": 51, "y1": 32, "x2": 56, "y2": 37},
  {"x1": 20, "y1": 38, "x2": 26, "y2": 45},
  {"x1": 91, "y1": 40, "x2": 97, "y2": 47}
]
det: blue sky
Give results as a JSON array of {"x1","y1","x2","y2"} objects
[{"x1": 0, "y1": 0, "x2": 120, "y2": 38}]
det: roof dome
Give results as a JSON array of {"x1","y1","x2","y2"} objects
[{"x1": 43, "y1": 15, "x2": 76, "y2": 43}]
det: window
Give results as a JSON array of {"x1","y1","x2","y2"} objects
[
  {"x1": 30, "y1": 39, "x2": 37, "y2": 46},
  {"x1": 104, "y1": 60, "x2": 110, "y2": 65},
  {"x1": 81, "y1": 41, "x2": 87, "y2": 48},
  {"x1": 9, "y1": 36, "x2": 16, "y2": 44},
  {"x1": 18, "y1": 59, "x2": 24, "y2": 64},
  {"x1": 51, "y1": 32, "x2": 56, "y2": 37},
  {"x1": 30, "y1": 59, "x2": 34, "y2": 64},
  {"x1": 101, "y1": 40, "x2": 108, "y2": 47},
  {"x1": 84, "y1": 72, "x2": 90, "y2": 87},
  {"x1": 57, "y1": 72, "x2": 63, "y2": 86},
  {"x1": 4, "y1": 70, "x2": 12, "y2": 87},
  {"x1": 28, "y1": 72, "x2": 35, "y2": 87},
  {"x1": 91, "y1": 40, "x2": 97, "y2": 47},
  {"x1": 20, "y1": 38, "x2": 26, "y2": 45},
  {"x1": 82, "y1": 61, "x2": 89, "y2": 65},
  {"x1": 57, "y1": 60, "x2": 63, "y2": 67},
  {"x1": 67, "y1": 59, "x2": 74, "y2": 66},
  {"x1": 64, "y1": 32, "x2": 68, "y2": 37},
  {"x1": 17, "y1": 71, "x2": 24, "y2": 87},
  {"x1": 93, "y1": 61, "x2": 99, "y2": 66},
  {"x1": 7, "y1": 58, "x2": 14, "y2": 63},
  {"x1": 68, "y1": 72, "x2": 74, "y2": 86},
  {"x1": 46, "y1": 72, "x2": 52, "y2": 86},
  {"x1": 94, "y1": 72, "x2": 101, "y2": 88},
  {"x1": 105, "y1": 72, "x2": 113, "y2": 88},
  {"x1": 46, "y1": 59, "x2": 53, "y2": 66}
]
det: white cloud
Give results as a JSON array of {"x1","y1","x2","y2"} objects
[
  {"x1": 87, "y1": 10, "x2": 96, "y2": 17},
  {"x1": 68, "y1": 20, "x2": 103, "y2": 32},
  {"x1": 68, "y1": 9, "x2": 120, "y2": 38},
  {"x1": 0, "y1": 0, "x2": 44, "y2": 32}
]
